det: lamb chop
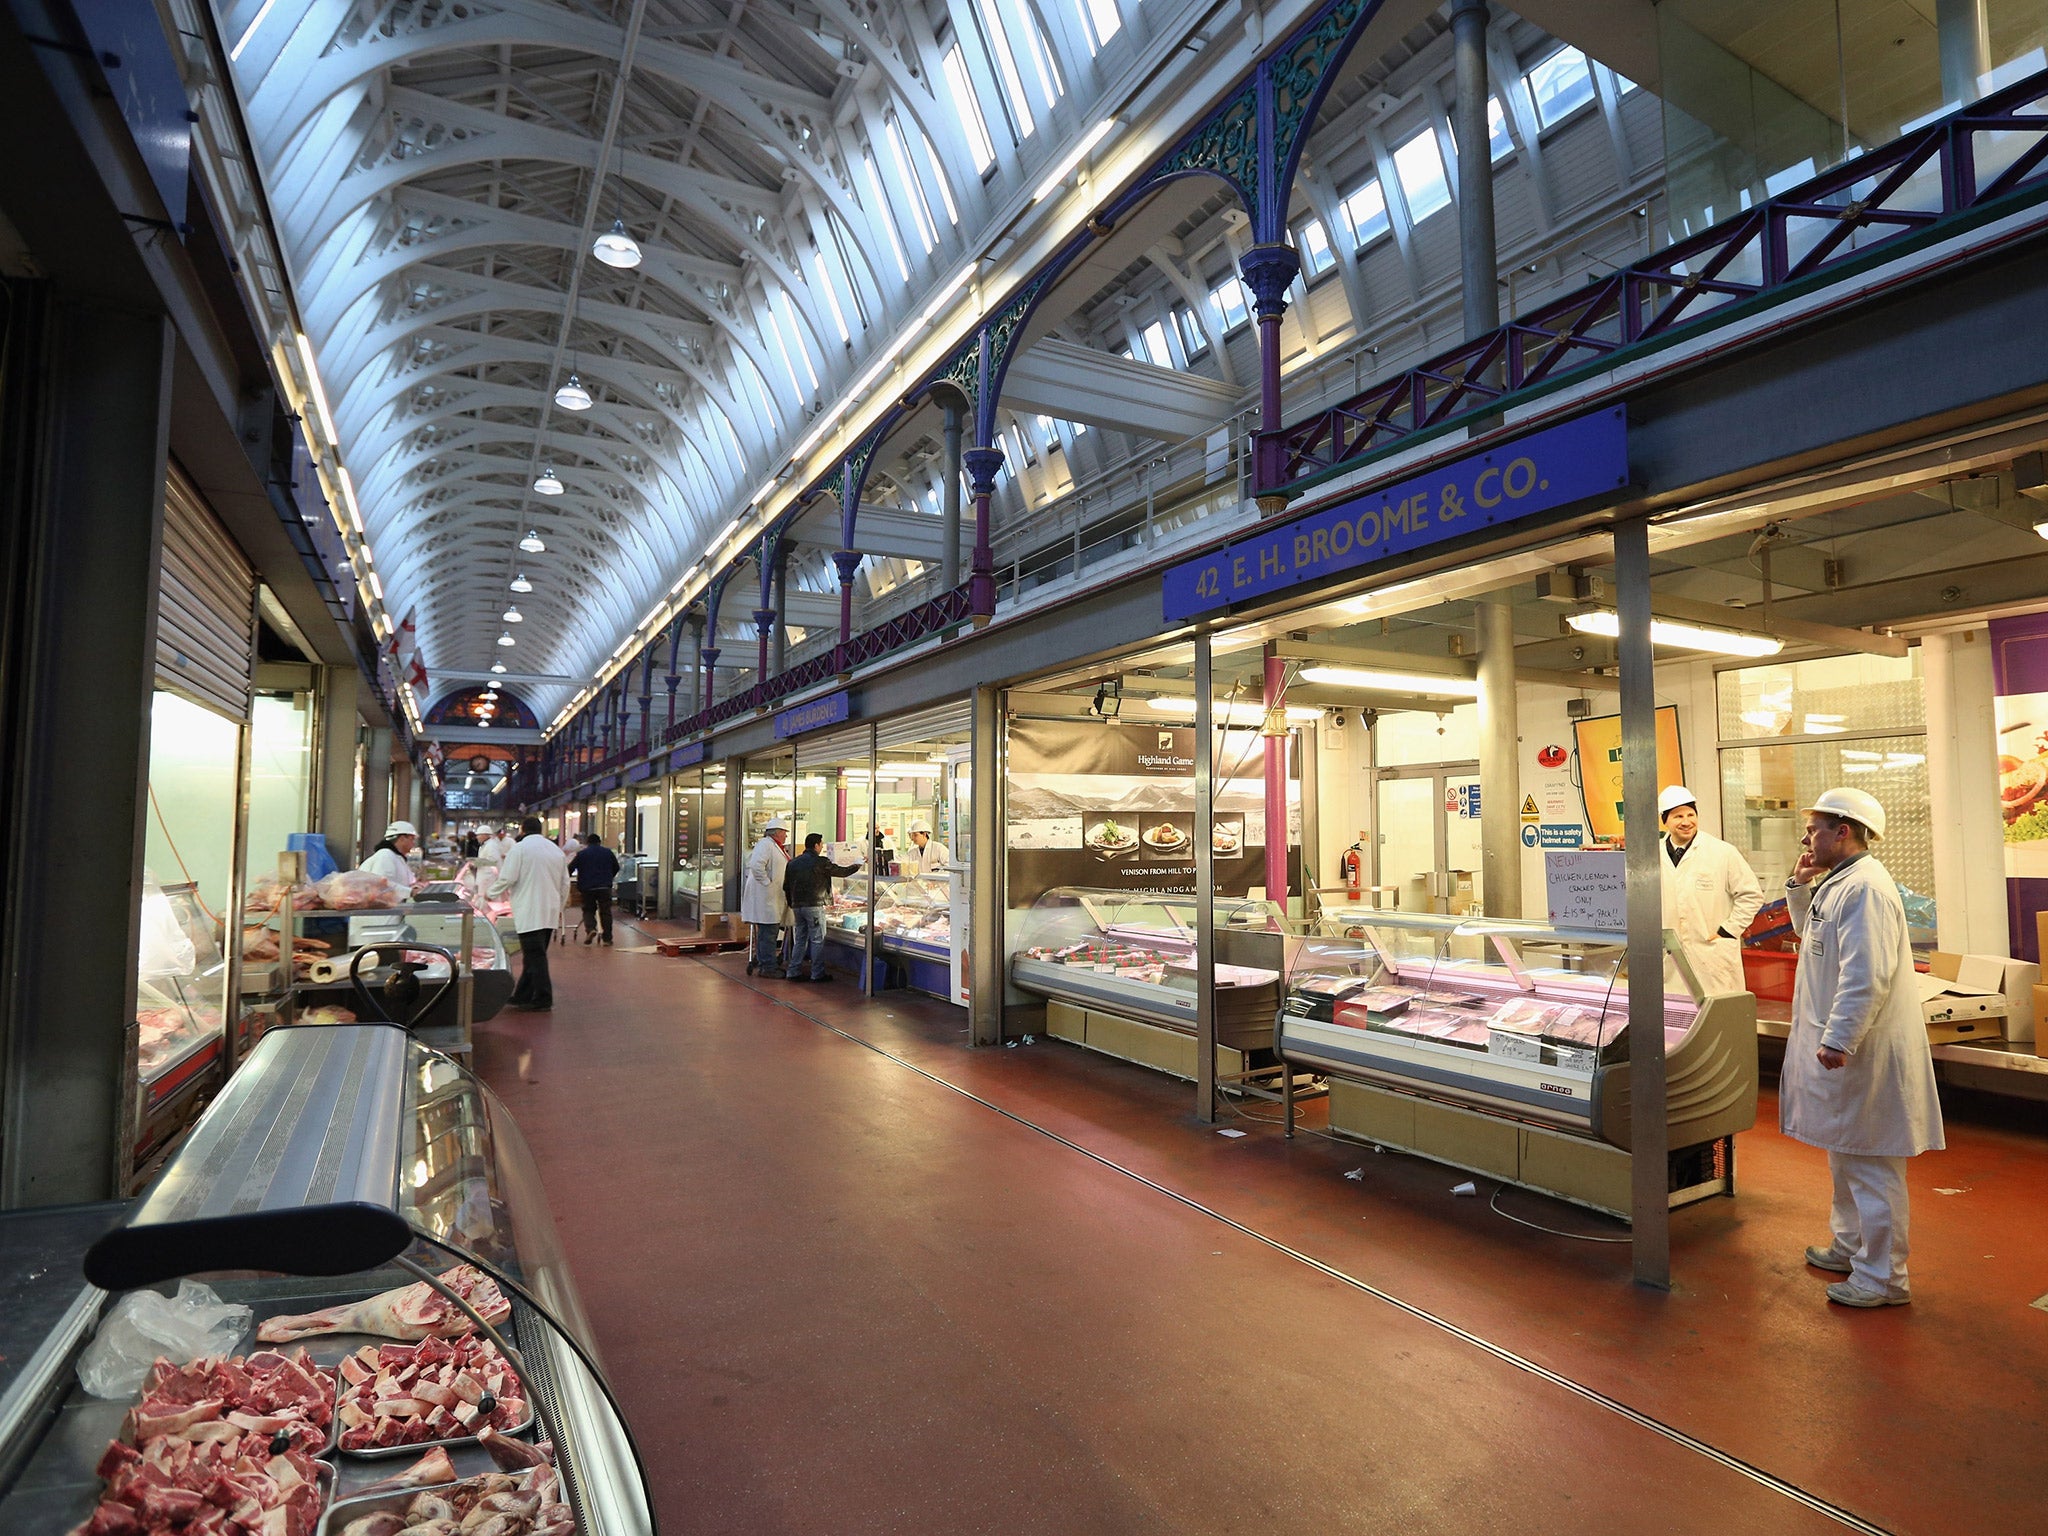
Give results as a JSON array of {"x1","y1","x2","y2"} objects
[
  {"x1": 257, "y1": 1264, "x2": 509, "y2": 1343},
  {"x1": 352, "y1": 1444, "x2": 459, "y2": 1497}
]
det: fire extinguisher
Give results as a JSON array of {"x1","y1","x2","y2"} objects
[{"x1": 1341, "y1": 832, "x2": 1366, "y2": 898}]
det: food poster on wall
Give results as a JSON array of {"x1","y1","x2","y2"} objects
[
  {"x1": 1572, "y1": 705, "x2": 1684, "y2": 844},
  {"x1": 1990, "y1": 613, "x2": 2048, "y2": 959},
  {"x1": 1006, "y1": 717, "x2": 1301, "y2": 907}
]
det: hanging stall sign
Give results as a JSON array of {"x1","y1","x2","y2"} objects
[
  {"x1": 668, "y1": 741, "x2": 707, "y2": 771},
  {"x1": 1162, "y1": 408, "x2": 1628, "y2": 623},
  {"x1": 774, "y1": 689, "x2": 851, "y2": 739},
  {"x1": 627, "y1": 762, "x2": 655, "y2": 783}
]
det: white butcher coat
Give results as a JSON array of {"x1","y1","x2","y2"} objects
[
  {"x1": 1781, "y1": 854, "x2": 1944, "y2": 1157},
  {"x1": 489, "y1": 834, "x2": 570, "y2": 935},
  {"x1": 901, "y1": 838, "x2": 952, "y2": 877},
  {"x1": 1661, "y1": 830, "x2": 1762, "y2": 996},
  {"x1": 742, "y1": 835, "x2": 790, "y2": 927},
  {"x1": 360, "y1": 846, "x2": 416, "y2": 893}
]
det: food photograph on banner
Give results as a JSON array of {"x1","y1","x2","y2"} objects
[{"x1": 1005, "y1": 716, "x2": 1301, "y2": 907}]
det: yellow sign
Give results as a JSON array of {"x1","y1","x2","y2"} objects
[
  {"x1": 1520, "y1": 794, "x2": 1540, "y2": 820},
  {"x1": 1572, "y1": 706, "x2": 1685, "y2": 844}
]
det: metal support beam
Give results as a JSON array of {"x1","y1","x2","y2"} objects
[
  {"x1": 313, "y1": 666, "x2": 361, "y2": 873},
  {"x1": 971, "y1": 684, "x2": 1003, "y2": 1045},
  {"x1": 1452, "y1": 0, "x2": 1500, "y2": 339},
  {"x1": 1194, "y1": 629, "x2": 1217, "y2": 1124},
  {"x1": 1263, "y1": 646, "x2": 1289, "y2": 909},
  {"x1": 1937, "y1": 0, "x2": 1991, "y2": 108},
  {"x1": 1477, "y1": 598, "x2": 1521, "y2": 916},
  {"x1": 1617, "y1": 517, "x2": 1670, "y2": 1288},
  {"x1": 362, "y1": 726, "x2": 394, "y2": 856},
  {"x1": 0, "y1": 292, "x2": 173, "y2": 1208},
  {"x1": 942, "y1": 397, "x2": 964, "y2": 591}
]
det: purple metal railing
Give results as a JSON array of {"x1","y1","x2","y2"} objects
[
  {"x1": 1260, "y1": 71, "x2": 2048, "y2": 492},
  {"x1": 539, "y1": 584, "x2": 973, "y2": 791}
]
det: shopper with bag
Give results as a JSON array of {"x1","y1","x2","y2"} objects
[
  {"x1": 781, "y1": 834, "x2": 864, "y2": 982},
  {"x1": 491, "y1": 816, "x2": 570, "y2": 1011},
  {"x1": 742, "y1": 818, "x2": 791, "y2": 976},
  {"x1": 1782, "y1": 787, "x2": 1944, "y2": 1307}
]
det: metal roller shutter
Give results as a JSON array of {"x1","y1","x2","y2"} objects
[
  {"x1": 875, "y1": 700, "x2": 971, "y2": 750},
  {"x1": 794, "y1": 724, "x2": 872, "y2": 767},
  {"x1": 157, "y1": 464, "x2": 256, "y2": 721}
]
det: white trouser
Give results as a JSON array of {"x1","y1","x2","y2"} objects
[{"x1": 1828, "y1": 1151, "x2": 1911, "y2": 1296}]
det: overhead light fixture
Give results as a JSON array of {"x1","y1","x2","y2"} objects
[
  {"x1": 592, "y1": 218, "x2": 642, "y2": 269},
  {"x1": 520, "y1": 529, "x2": 546, "y2": 553},
  {"x1": 496, "y1": 631, "x2": 516, "y2": 648},
  {"x1": 554, "y1": 373, "x2": 592, "y2": 411},
  {"x1": 1090, "y1": 678, "x2": 1122, "y2": 718},
  {"x1": 509, "y1": 572, "x2": 533, "y2": 593},
  {"x1": 491, "y1": 662, "x2": 507, "y2": 674},
  {"x1": 503, "y1": 606, "x2": 523, "y2": 623},
  {"x1": 477, "y1": 718, "x2": 490, "y2": 728},
  {"x1": 1146, "y1": 697, "x2": 1324, "y2": 724},
  {"x1": 1298, "y1": 664, "x2": 1484, "y2": 696},
  {"x1": 533, "y1": 466, "x2": 564, "y2": 495},
  {"x1": 1565, "y1": 609, "x2": 1783, "y2": 658}
]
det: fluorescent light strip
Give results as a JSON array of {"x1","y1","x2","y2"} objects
[
  {"x1": 295, "y1": 333, "x2": 338, "y2": 447},
  {"x1": 1031, "y1": 119, "x2": 1117, "y2": 204},
  {"x1": 229, "y1": 0, "x2": 278, "y2": 61},
  {"x1": 1564, "y1": 610, "x2": 1784, "y2": 658},
  {"x1": 1146, "y1": 697, "x2": 1324, "y2": 724},
  {"x1": 1298, "y1": 664, "x2": 1484, "y2": 696},
  {"x1": 337, "y1": 467, "x2": 365, "y2": 535}
]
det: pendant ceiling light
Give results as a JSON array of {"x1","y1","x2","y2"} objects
[
  {"x1": 554, "y1": 373, "x2": 592, "y2": 411},
  {"x1": 592, "y1": 217, "x2": 641, "y2": 269},
  {"x1": 503, "y1": 606, "x2": 523, "y2": 623},
  {"x1": 533, "y1": 466, "x2": 564, "y2": 495},
  {"x1": 496, "y1": 631, "x2": 516, "y2": 647},
  {"x1": 509, "y1": 572, "x2": 533, "y2": 594},
  {"x1": 490, "y1": 662, "x2": 507, "y2": 674},
  {"x1": 519, "y1": 529, "x2": 546, "y2": 554}
]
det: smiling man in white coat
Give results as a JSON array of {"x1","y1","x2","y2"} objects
[
  {"x1": 1783, "y1": 787, "x2": 1944, "y2": 1307},
  {"x1": 1658, "y1": 785, "x2": 1762, "y2": 996}
]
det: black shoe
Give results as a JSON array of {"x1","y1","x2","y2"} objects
[
  {"x1": 745, "y1": 961, "x2": 755, "y2": 975},
  {"x1": 809, "y1": 974, "x2": 831, "y2": 984},
  {"x1": 584, "y1": 931, "x2": 595, "y2": 945},
  {"x1": 602, "y1": 937, "x2": 613, "y2": 945}
]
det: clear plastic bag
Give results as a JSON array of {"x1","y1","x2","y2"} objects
[
  {"x1": 316, "y1": 869, "x2": 400, "y2": 910},
  {"x1": 77, "y1": 1280, "x2": 252, "y2": 1398}
]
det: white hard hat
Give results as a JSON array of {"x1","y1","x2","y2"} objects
[
  {"x1": 764, "y1": 817, "x2": 788, "y2": 832},
  {"x1": 1801, "y1": 787, "x2": 1886, "y2": 840},
  {"x1": 386, "y1": 821, "x2": 419, "y2": 838},
  {"x1": 909, "y1": 820, "x2": 932, "y2": 836},
  {"x1": 1657, "y1": 786, "x2": 1697, "y2": 819}
]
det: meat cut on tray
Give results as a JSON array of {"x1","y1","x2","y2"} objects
[
  {"x1": 334, "y1": 1335, "x2": 529, "y2": 1451},
  {"x1": 257, "y1": 1265, "x2": 510, "y2": 1344},
  {"x1": 332, "y1": 1461, "x2": 572, "y2": 1536},
  {"x1": 72, "y1": 1430, "x2": 326, "y2": 1536},
  {"x1": 121, "y1": 1350, "x2": 336, "y2": 1455}
]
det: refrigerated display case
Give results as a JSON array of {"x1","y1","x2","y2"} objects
[
  {"x1": 1277, "y1": 912, "x2": 1758, "y2": 1215},
  {"x1": 134, "y1": 879, "x2": 230, "y2": 1168},
  {"x1": 285, "y1": 898, "x2": 517, "y2": 1033},
  {"x1": 0, "y1": 1023, "x2": 654, "y2": 1536},
  {"x1": 869, "y1": 874, "x2": 953, "y2": 998},
  {"x1": 1009, "y1": 888, "x2": 1286, "y2": 1049}
]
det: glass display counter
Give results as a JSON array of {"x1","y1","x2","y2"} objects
[
  {"x1": 1009, "y1": 888, "x2": 1285, "y2": 1048},
  {"x1": 0, "y1": 1024, "x2": 654, "y2": 1536},
  {"x1": 1278, "y1": 912, "x2": 1759, "y2": 1212},
  {"x1": 871, "y1": 875, "x2": 953, "y2": 961},
  {"x1": 134, "y1": 879, "x2": 229, "y2": 1169}
]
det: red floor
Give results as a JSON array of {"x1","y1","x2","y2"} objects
[{"x1": 473, "y1": 923, "x2": 2048, "y2": 1535}]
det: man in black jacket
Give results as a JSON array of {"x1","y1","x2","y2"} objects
[
  {"x1": 781, "y1": 833, "x2": 863, "y2": 981},
  {"x1": 567, "y1": 832, "x2": 621, "y2": 945}
]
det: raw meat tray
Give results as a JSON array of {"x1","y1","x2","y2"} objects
[
  {"x1": 314, "y1": 1467, "x2": 570, "y2": 1536},
  {"x1": 241, "y1": 1289, "x2": 540, "y2": 1488}
]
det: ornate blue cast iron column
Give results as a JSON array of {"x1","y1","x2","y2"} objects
[
  {"x1": 962, "y1": 443, "x2": 1006, "y2": 621},
  {"x1": 1239, "y1": 242, "x2": 1302, "y2": 509}
]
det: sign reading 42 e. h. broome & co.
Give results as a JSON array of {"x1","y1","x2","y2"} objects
[{"x1": 1162, "y1": 408, "x2": 1629, "y2": 623}]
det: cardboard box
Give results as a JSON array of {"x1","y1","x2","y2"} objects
[
  {"x1": 1998, "y1": 957, "x2": 2040, "y2": 1044},
  {"x1": 1925, "y1": 1013, "x2": 2006, "y2": 1046},
  {"x1": 1919, "y1": 953, "x2": 2007, "y2": 1033},
  {"x1": 2033, "y1": 984, "x2": 2048, "y2": 1057}
]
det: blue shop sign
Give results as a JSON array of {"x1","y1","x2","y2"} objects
[
  {"x1": 1163, "y1": 408, "x2": 1628, "y2": 623},
  {"x1": 668, "y1": 741, "x2": 707, "y2": 771},
  {"x1": 774, "y1": 689, "x2": 851, "y2": 739},
  {"x1": 627, "y1": 761, "x2": 654, "y2": 783},
  {"x1": 596, "y1": 774, "x2": 621, "y2": 793}
]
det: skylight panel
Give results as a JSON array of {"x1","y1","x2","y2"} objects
[{"x1": 943, "y1": 46, "x2": 997, "y2": 172}]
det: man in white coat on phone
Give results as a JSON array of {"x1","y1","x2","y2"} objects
[
  {"x1": 1658, "y1": 785, "x2": 1762, "y2": 996},
  {"x1": 1782, "y1": 787, "x2": 1944, "y2": 1307}
]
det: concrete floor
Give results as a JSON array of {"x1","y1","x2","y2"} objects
[{"x1": 473, "y1": 922, "x2": 2048, "y2": 1535}]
